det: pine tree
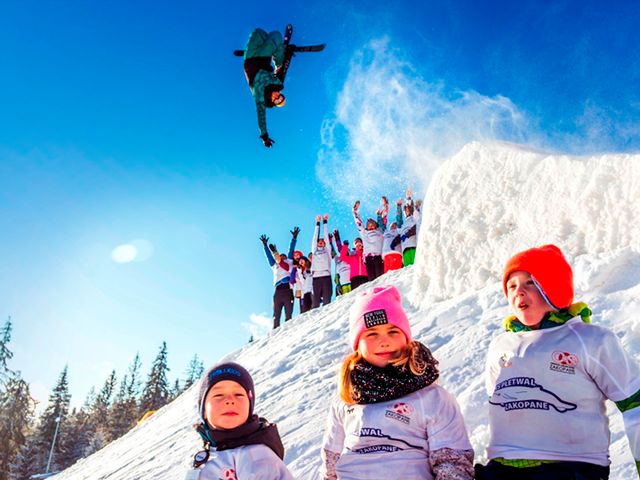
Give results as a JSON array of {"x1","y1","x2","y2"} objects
[
  {"x1": 36, "y1": 366, "x2": 72, "y2": 472},
  {"x1": 183, "y1": 354, "x2": 204, "y2": 391},
  {"x1": 0, "y1": 376, "x2": 35, "y2": 480},
  {"x1": 92, "y1": 370, "x2": 116, "y2": 426},
  {"x1": 124, "y1": 352, "x2": 142, "y2": 401},
  {"x1": 57, "y1": 407, "x2": 93, "y2": 467},
  {"x1": 0, "y1": 316, "x2": 35, "y2": 480},
  {"x1": 8, "y1": 431, "x2": 43, "y2": 480},
  {"x1": 0, "y1": 317, "x2": 14, "y2": 385},
  {"x1": 68, "y1": 370, "x2": 118, "y2": 459},
  {"x1": 107, "y1": 354, "x2": 141, "y2": 441},
  {"x1": 139, "y1": 343, "x2": 170, "y2": 414},
  {"x1": 170, "y1": 378, "x2": 181, "y2": 400}
]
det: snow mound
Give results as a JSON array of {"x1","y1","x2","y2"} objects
[
  {"x1": 412, "y1": 141, "x2": 640, "y2": 304},
  {"x1": 53, "y1": 142, "x2": 640, "y2": 479}
]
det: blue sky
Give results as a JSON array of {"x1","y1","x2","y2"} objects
[{"x1": 2, "y1": 0, "x2": 639, "y2": 408}]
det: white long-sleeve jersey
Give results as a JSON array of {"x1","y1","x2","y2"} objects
[
  {"x1": 185, "y1": 444, "x2": 293, "y2": 480},
  {"x1": 382, "y1": 227, "x2": 401, "y2": 257},
  {"x1": 398, "y1": 208, "x2": 421, "y2": 251},
  {"x1": 485, "y1": 317, "x2": 640, "y2": 467},
  {"x1": 334, "y1": 256, "x2": 351, "y2": 285},
  {"x1": 292, "y1": 268, "x2": 313, "y2": 295},
  {"x1": 321, "y1": 385, "x2": 473, "y2": 479},
  {"x1": 272, "y1": 259, "x2": 292, "y2": 287},
  {"x1": 353, "y1": 211, "x2": 383, "y2": 256},
  {"x1": 311, "y1": 222, "x2": 332, "y2": 278}
]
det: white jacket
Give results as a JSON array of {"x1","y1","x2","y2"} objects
[
  {"x1": 353, "y1": 211, "x2": 383, "y2": 256},
  {"x1": 398, "y1": 208, "x2": 421, "y2": 251},
  {"x1": 485, "y1": 317, "x2": 640, "y2": 466},
  {"x1": 302, "y1": 270, "x2": 314, "y2": 294},
  {"x1": 292, "y1": 268, "x2": 313, "y2": 295},
  {"x1": 272, "y1": 259, "x2": 292, "y2": 288},
  {"x1": 382, "y1": 227, "x2": 401, "y2": 257},
  {"x1": 186, "y1": 444, "x2": 293, "y2": 480},
  {"x1": 321, "y1": 385, "x2": 473, "y2": 479},
  {"x1": 334, "y1": 256, "x2": 351, "y2": 285},
  {"x1": 311, "y1": 222, "x2": 332, "y2": 277}
]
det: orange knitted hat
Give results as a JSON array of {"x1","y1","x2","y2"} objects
[{"x1": 502, "y1": 244, "x2": 574, "y2": 310}]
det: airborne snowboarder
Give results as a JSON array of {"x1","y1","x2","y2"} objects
[
  {"x1": 238, "y1": 25, "x2": 324, "y2": 148},
  {"x1": 241, "y1": 25, "x2": 292, "y2": 148}
]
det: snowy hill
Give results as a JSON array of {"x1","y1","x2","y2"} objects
[{"x1": 53, "y1": 142, "x2": 640, "y2": 479}]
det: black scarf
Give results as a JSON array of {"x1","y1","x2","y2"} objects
[
  {"x1": 351, "y1": 342, "x2": 439, "y2": 404},
  {"x1": 197, "y1": 415, "x2": 285, "y2": 460}
]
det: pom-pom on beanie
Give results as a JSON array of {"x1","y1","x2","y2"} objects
[
  {"x1": 198, "y1": 362, "x2": 255, "y2": 424},
  {"x1": 503, "y1": 244, "x2": 574, "y2": 310},
  {"x1": 349, "y1": 285, "x2": 412, "y2": 351}
]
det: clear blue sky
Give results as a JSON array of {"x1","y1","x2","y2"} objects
[{"x1": 2, "y1": 0, "x2": 639, "y2": 408}]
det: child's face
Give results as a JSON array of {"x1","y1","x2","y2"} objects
[
  {"x1": 358, "y1": 324, "x2": 407, "y2": 368},
  {"x1": 204, "y1": 380, "x2": 250, "y2": 430},
  {"x1": 366, "y1": 220, "x2": 377, "y2": 230},
  {"x1": 506, "y1": 271, "x2": 551, "y2": 329}
]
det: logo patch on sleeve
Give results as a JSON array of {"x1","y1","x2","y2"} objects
[{"x1": 363, "y1": 309, "x2": 388, "y2": 328}]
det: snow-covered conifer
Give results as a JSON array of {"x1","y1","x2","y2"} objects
[{"x1": 138, "y1": 342, "x2": 170, "y2": 414}]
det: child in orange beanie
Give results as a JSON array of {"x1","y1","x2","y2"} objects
[{"x1": 476, "y1": 244, "x2": 640, "y2": 480}]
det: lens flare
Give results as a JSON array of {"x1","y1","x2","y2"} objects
[{"x1": 111, "y1": 244, "x2": 138, "y2": 263}]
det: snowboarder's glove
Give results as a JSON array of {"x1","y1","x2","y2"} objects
[
  {"x1": 268, "y1": 243, "x2": 278, "y2": 253},
  {"x1": 259, "y1": 234, "x2": 269, "y2": 245},
  {"x1": 291, "y1": 226, "x2": 300, "y2": 238},
  {"x1": 260, "y1": 133, "x2": 275, "y2": 148},
  {"x1": 333, "y1": 229, "x2": 341, "y2": 241}
]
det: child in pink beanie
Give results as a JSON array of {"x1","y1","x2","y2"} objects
[{"x1": 321, "y1": 285, "x2": 474, "y2": 480}]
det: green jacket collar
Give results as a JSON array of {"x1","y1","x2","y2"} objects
[{"x1": 503, "y1": 302, "x2": 591, "y2": 333}]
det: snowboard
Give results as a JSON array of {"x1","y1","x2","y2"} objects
[{"x1": 232, "y1": 44, "x2": 326, "y2": 57}]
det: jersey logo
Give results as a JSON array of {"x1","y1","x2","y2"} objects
[
  {"x1": 550, "y1": 351, "x2": 579, "y2": 374},
  {"x1": 489, "y1": 376, "x2": 577, "y2": 413},
  {"x1": 220, "y1": 468, "x2": 237, "y2": 480},
  {"x1": 392, "y1": 402, "x2": 413, "y2": 416},
  {"x1": 499, "y1": 353, "x2": 513, "y2": 368},
  {"x1": 363, "y1": 309, "x2": 388, "y2": 328},
  {"x1": 384, "y1": 402, "x2": 413, "y2": 424}
]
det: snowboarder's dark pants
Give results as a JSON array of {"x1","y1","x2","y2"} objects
[
  {"x1": 312, "y1": 276, "x2": 332, "y2": 308},
  {"x1": 300, "y1": 292, "x2": 313, "y2": 313},
  {"x1": 474, "y1": 460, "x2": 609, "y2": 480},
  {"x1": 365, "y1": 255, "x2": 384, "y2": 281},
  {"x1": 351, "y1": 275, "x2": 368, "y2": 291},
  {"x1": 273, "y1": 283, "x2": 293, "y2": 329}
]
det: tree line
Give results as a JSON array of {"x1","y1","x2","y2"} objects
[{"x1": 0, "y1": 316, "x2": 204, "y2": 479}]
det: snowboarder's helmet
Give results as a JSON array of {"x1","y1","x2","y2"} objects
[{"x1": 273, "y1": 93, "x2": 286, "y2": 107}]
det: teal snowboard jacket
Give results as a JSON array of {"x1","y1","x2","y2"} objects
[{"x1": 243, "y1": 29, "x2": 285, "y2": 137}]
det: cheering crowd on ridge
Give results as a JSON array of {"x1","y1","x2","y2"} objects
[{"x1": 260, "y1": 190, "x2": 423, "y2": 329}]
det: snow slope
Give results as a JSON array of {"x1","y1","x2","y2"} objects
[{"x1": 54, "y1": 142, "x2": 640, "y2": 479}]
